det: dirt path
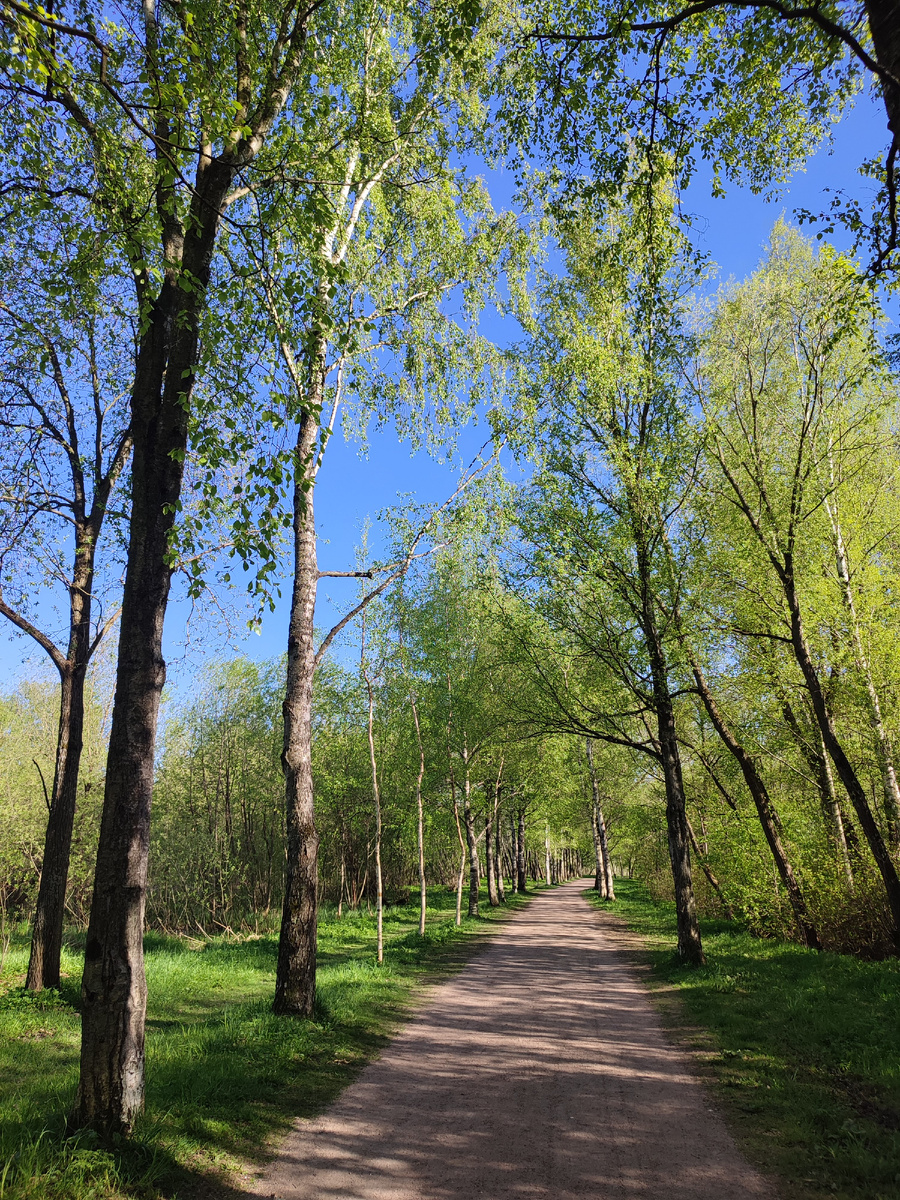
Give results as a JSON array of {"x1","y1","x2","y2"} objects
[{"x1": 254, "y1": 880, "x2": 774, "y2": 1200}]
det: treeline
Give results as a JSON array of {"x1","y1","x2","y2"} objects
[
  {"x1": 149, "y1": 641, "x2": 590, "y2": 933},
  {"x1": 150, "y1": 652, "x2": 592, "y2": 921},
  {"x1": 1, "y1": 611, "x2": 594, "y2": 940},
  {"x1": 491, "y1": 215, "x2": 900, "y2": 961}
]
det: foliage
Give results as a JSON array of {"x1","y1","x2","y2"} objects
[{"x1": 0, "y1": 679, "x2": 107, "y2": 925}]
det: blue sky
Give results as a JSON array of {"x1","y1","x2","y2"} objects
[{"x1": 0, "y1": 87, "x2": 887, "y2": 694}]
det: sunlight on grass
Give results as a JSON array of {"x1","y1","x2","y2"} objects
[
  {"x1": 0, "y1": 887, "x2": 529, "y2": 1200},
  {"x1": 587, "y1": 880, "x2": 900, "y2": 1200}
]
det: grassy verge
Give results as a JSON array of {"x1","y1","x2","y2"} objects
[
  {"x1": 0, "y1": 886, "x2": 532, "y2": 1200},
  {"x1": 586, "y1": 879, "x2": 900, "y2": 1200}
]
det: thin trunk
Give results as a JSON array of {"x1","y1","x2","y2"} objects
[
  {"x1": 494, "y1": 794, "x2": 506, "y2": 903},
  {"x1": 409, "y1": 693, "x2": 427, "y2": 937},
  {"x1": 827, "y1": 493, "x2": 900, "y2": 844},
  {"x1": 25, "y1": 475, "x2": 129, "y2": 991},
  {"x1": 598, "y1": 803, "x2": 615, "y2": 901},
  {"x1": 633, "y1": 523, "x2": 704, "y2": 963},
  {"x1": 544, "y1": 825, "x2": 552, "y2": 888},
  {"x1": 592, "y1": 814, "x2": 604, "y2": 891},
  {"x1": 817, "y1": 727, "x2": 854, "y2": 889},
  {"x1": 363, "y1": 654, "x2": 383, "y2": 966},
  {"x1": 516, "y1": 810, "x2": 527, "y2": 893},
  {"x1": 685, "y1": 813, "x2": 734, "y2": 920},
  {"x1": 586, "y1": 739, "x2": 608, "y2": 897},
  {"x1": 509, "y1": 812, "x2": 519, "y2": 894},
  {"x1": 644, "y1": 613, "x2": 704, "y2": 964},
  {"x1": 453, "y1": 787, "x2": 465, "y2": 928},
  {"x1": 782, "y1": 557, "x2": 900, "y2": 947},
  {"x1": 779, "y1": 691, "x2": 854, "y2": 887},
  {"x1": 690, "y1": 658, "x2": 821, "y2": 949},
  {"x1": 448, "y1": 677, "x2": 464, "y2": 925},
  {"x1": 484, "y1": 807, "x2": 499, "y2": 906},
  {"x1": 274, "y1": 407, "x2": 320, "y2": 1014},
  {"x1": 27, "y1": 663, "x2": 83, "y2": 991},
  {"x1": 338, "y1": 846, "x2": 345, "y2": 919},
  {"x1": 462, "y1": 748, "x2": 479, "y2": 917}
]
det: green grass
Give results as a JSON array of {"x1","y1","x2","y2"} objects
[
  {"x1": 587, "y1": 879, "x2": 900, "y2": 1200},
  {"x1": 0, "y1": 886, "x2": 532, "y2": 1200}
]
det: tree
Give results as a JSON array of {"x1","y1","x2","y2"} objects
[
  {"x1": 0, "y1": 227, "x2": 132, "y2": 991},
  {"x1": 218, "y1": 1, "x2": 519, "y2": 1014},
  {"x1": 505, "y1": 192, "x2": 706, "y2": 962},
  {"x1": 506, "y1": 0, "x2": 895, "y2": 270},
  {"x1": 697, "y1": 225, "x2": 900, "y2": 946}
]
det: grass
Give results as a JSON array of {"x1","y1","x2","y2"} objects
[
  {"x1": 587, "y1": 879, "x2": 900, "y2": 1200},
  {"x1": 0, "y1": 885, "x2": 533, "y2": 1200}
]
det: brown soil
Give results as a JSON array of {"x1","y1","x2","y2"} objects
[{"x1": 252, "y1": 880, "x2": 775, "y2": 1200}]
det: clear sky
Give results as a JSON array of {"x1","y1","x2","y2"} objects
[{"x1": 0, "y1": 86, "x2": 887, "y2": 695}]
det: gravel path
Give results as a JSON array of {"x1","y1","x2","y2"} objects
[{"x1": 255, "y1": 880, "x2": 774, "y2": 1200}]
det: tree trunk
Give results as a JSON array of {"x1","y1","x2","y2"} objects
[
  {"x1": 509, "y1": 812, "x2": 519, "y2": 893},
  {"x1": 597, "y1": 802, "x2": 615, "y2": 900},
  {"x1": 363, "y1": 654, "x2": 384, "y2": 966},
  {"x1": 685, "y1": 813, "x2": 734, "y2": 920},
  {"x1": 516, "y1": 810, "x2": 527, "y2": 893},
  {"x1": 782, "y1": 558, "x2": 900, "y2": 947},
  {"x1": 544, "y1": 825, "x2": 552, "y2": 887},
  {"x1": 409, "y1": 693, "x2": 427, "y2": 936},
  {"x1": 864, "y1": 0, "x2": 900, "y2": 139},
  {"x1": 656, "y1": 697, "x2": 704, "y2": 963},
  {"x1": 26, "y1": 476, "x2": 128, "y2": 990},
  {"x1": 690, "y1": 658, "x2": 821, "y2": 949},
  {"x1": 73, "y1": 320, "x2": 187, "y2": 1131},
  {"x1": 586, "y1": 739, "x2": 608, "y2": 897},
  {"x1": 643, "y1": 608, "x2": 704, "y2": 964},
  {"x1": 779, "y1": 692, "x2": 854, "y2": 887},
  {"x1": 494, "y1": 792, "x2": 508, "y2": 902},
  {"x1": 485, "y1": 807, "x2": 500, "y2": 906},
  {"x1": 274, "y1": 409, "x2": 320, "y2": 1014},
  {"x1": 71, "y1": 117, "x2": 275, "y2": 1129},
  {"x1": 462, "y1": 753, "x2": 479, "y2": 918},
  {"x1": 817, "y1": 728, "x2": 854, "y2": 889},
  {"x1": 827, "y1": 495, "x2": 900, "y2": 844},
  {"x1": 452, "y1": 772, "x2": 465, "y2": 926},
  {"x1": 27, "y1": 663, "x2": 84, "y2": 991},
  {"x1": 494, "y1": 802, "x2": 506, "y2": 903}
]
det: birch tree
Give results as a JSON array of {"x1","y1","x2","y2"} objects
[
  {"x1": 218, "y1": 2, "x2": 519, "y2": 1013},
  {"x1": 506, "y1": 194, "x2": 706, "y2": 962}
]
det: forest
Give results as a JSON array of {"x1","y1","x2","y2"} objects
[{"x1": 1, "y1": 0, "x2": 899, "y2": 1196}]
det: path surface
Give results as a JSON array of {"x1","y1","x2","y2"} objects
[{"x1": 255, "y1": 881, "x2": 774, "y2": 1200}]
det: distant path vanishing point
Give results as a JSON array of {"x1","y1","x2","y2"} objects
[{"x1": 254, "y1": 879, "x2": 774, "y2": 1200}]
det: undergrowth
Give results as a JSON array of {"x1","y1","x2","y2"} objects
[
  {"x1": 587, "y1": 879, "x2": 900, "y2": 1200},
  {"x1": 0, "y1": 886, "x2": 531, "y2": 1199}
]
